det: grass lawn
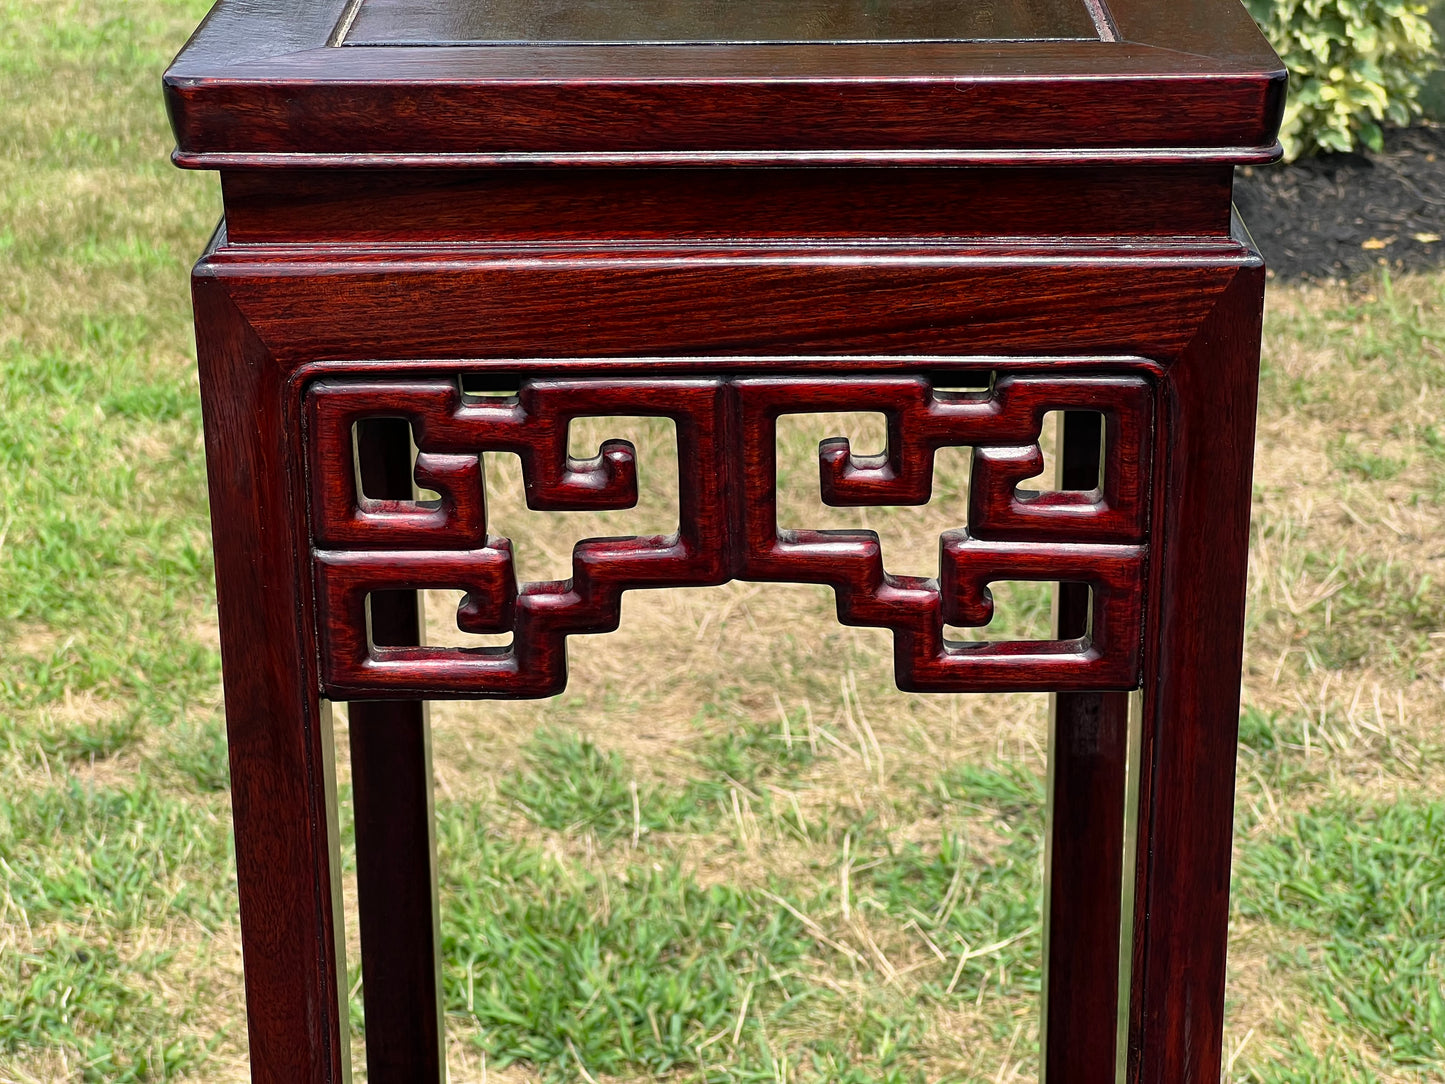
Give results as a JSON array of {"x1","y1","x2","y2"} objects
[{"x1": 1, "y1": 1, "x2": 1443, "y2": 1081}]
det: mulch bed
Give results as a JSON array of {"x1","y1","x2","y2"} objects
[{"x1": 1233, "y1": 122, "x2": 1445, "y2": 280}]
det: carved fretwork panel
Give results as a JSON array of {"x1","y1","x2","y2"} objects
[
  {"x1": 309, "y1": 377, "x2": 731, "y2": 698},
  {"x1": 734, "y1": 375, "x2": 1149, "y2": 691},
  {"x1": 305, "y1": 371, "x2": 1152, "y2": 699}
]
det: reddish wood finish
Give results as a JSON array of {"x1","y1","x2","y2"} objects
[
  {"x1": 347, "y1": 420, "x2": 445, "y2": 1084},
  {"x1": 1128, "y1": 267, "x2": 1266, "y2": 1084},
  {"x1": 171, "y1": 3, "x2": 1278, "y2": 1082},
  {"x1": 199, "y1": 243, "x2": 1251, "y2": 362},
  {"x1": 219, "y1": 164, "x2": 1236, "y2": 245},
  {"x1": 343, "y1": 0, "x2": 1103, "y2": 45},
  {"x1": 1044, "y1": 411, "x2": 1132, "y2": 1084},
  {"x1": 307, "y1": 372, "x2": 1149, "y2": 699},
  {"x1": 191, "y1": 272, "x2": 350, "y2": 1084},
  {"x1": 186, "y1": 240, "x2": 1270, "y2": 1084},
  {"x1": 164, "y1": 0, "x2": 1284, "y2": 162}
]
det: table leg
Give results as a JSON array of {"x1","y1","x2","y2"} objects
[
  {"x1": 1128, "y1": 266, "x2": 1265, "y2": 1084},
  {"x1": 349, "y1": 418, "x2": 446, "y2": 1084},
  {"x1": 1042, "y1": 411, "x2": 1130, "y2": 1084},
  {"x1": 193, "y1": 279, "x2": 351, "y2": 1084}
]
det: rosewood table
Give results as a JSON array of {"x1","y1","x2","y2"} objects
[{"x1": 166, "y1": 1, "x2": 1285, "y2": 1080}]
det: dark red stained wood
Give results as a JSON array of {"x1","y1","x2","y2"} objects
[
  {"x1": 191, "y1": 273, "x2": 349, "y2": 1084},
  {"x1": 205, "y1": 242, "x2": 1249, "y2": 363},
  {"x1": 190, "y1": 233, "x2": 1267, "y2": 1084},
  {"x1": 173, "y1": 0, "x2": 1277, "y2": 1075},
  {"x1": 310, "y1": 376, "x2": 731, "y2": 699},
  {"x1": 1043, "y1": 410, "x2": 1132, "y2": 1084},
  {"x1": 342, "y1": 0, "x2": 1101, "y2": 44},
  {"x1": 347, "y1": 420, "x2": 445, "y2": 1084},
  {"x1": 163, "y1": 0, "x2": 1283, "y2": 162},
  {"x1": 306, "y1": 372, "x2": 1150, "y2": 699},
  {"x1": 1107, "y1": 0, "x2": 1274, "y2": 59},
  {"x1": 1127, "y1": 265, "x2": 1265, "y2": 1084},
  {"x1": 219, "y1": 164, "x2": 1235, "y2": 245},
  {"x1": 165, "y1": 52, "x2": 1283, "y2": 159}
]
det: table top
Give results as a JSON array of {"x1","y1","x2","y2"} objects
[
  {"x1": 341, "y1": 0, "x2": 1102, "y2": 45},
  {"x1": 166, "y1": 0, "x2": 1284, "y2": 165}
]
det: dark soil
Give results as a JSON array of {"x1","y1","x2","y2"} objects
[{"x1": 1233, "y1": 123, "x2": 1445, "y2": 280}]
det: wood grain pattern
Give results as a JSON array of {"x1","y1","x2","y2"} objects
[
  {"x1": 219, "y1": 164, "x2": 1235, "y2": 245},
  {"x1": 1127, "y1": 265, "x2": 1266, "y2": 1084},
  {"x1": 191, "y1": 274, "x2": 349, "y2": 1084},
  {"x1": 174, "y1": 3, "x2": 1276, "y2": 1075},
  {"x1": 163, "y1": 0, "x2": 1283, "y2": 162},
  {"x1": 166, "y1": 53, "x2": 1283, "y2": 159},
  {"x1": 342, "y1": 0, "x2": 1100, "y2": 44},
  {"x1": 189, "y1": 237, "x2": 1267, "y2": 1084},
  {"x1": 207, "y1": 242, "x2": 1251, "y2": 363}
]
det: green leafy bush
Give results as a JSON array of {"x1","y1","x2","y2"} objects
[{"x1": 1246, "y1": 0, "x2": 1440, "y2": 157}]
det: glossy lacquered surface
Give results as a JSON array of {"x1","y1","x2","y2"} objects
[
  {"x1": 341, "y1": 0, "x2": 1101, "y2": 44},
  {"x1": 191, "y1": 229, "x2": 1267, "y2": 1084},
  {"x1": 308, "y1": 371, "x2": 1151, "y2": 700},
  {"x1": 173, "y1": 2, "x2": 1278, "y2": 1081},
  {"x1": 218, "y1": 164, "x2": 1237, "y2": 244},
  {"x1": 164, "y1": 0, "x2": 1285, "y2": 161}
]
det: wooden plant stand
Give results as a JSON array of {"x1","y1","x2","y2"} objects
[{"x1": 166, "y1": 0, "x2": 1285, "y2": 1080}]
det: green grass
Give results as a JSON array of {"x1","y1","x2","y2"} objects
[
  {"x1": 438, "y1": 815, "x2": 816, "y2": 1082},
  {"x1": 1238, "y1": 799, "x2": 1445, "y2": 1070},
  {"x1": 435, "y1": 762, "x2": 1047, "y2": 1083},
  {"x1": 0, "y1": 1, "x2": 234, "y2": 1077},
  {"x1": 1, "y1": 937, "x2": 197, "y2": 1083},
  {"x1": 2, "y1": 1, "x2": 1444, "y2": 1080},
  {"x1": 0, "y1": 779, "x2": 233, "y2": 1080}
]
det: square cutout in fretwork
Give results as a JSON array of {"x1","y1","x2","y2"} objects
[
  {"x1": 775, "y1": 409, "x2": 973, "y2": 581},
  {"x1": 458, "y1": 374, "x2": 521, "y2": 400},
  {"x1": 481, "y1": 415, "x2": 681, "y2": 585},
  {"x1": 365, "y1": 589, "x2": 420, "y2": 648},
  {"x1": 1016, "y1": 411, "x2": 1106, "y2": 495},
  {"x1": 943, "y1": 580, "x2": 1069, "y2": 644},
  {"x1": 352, "y1": 417, "x2": 443, "y2": 503}
]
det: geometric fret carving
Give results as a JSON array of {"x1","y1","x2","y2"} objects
[
  {"x1": 306, "y1": 372, "x2": 1151, "y2": 699},
  {"x1": 735, "y1": 375, "x2": 1149, "y2": 692},
  {"x1": 310, "y1": 377, "x2": 730, "y2": 699}
]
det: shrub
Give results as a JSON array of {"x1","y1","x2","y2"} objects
[{"x1": 1246, "y1": 0, "x2": 1440, "y2": 158}]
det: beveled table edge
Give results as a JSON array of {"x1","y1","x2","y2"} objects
[{"x1": 173, "y1": 143, "x2": 1285, "y2": 170}]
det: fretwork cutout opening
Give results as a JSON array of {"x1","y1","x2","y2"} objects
[
  {"x1": 458, "y1": 375, "x2": 521, "y2": 399},
  {"x1": 481, "y1": 416, "x2": 682, "y2": 585},
  {"x1": 362, "y1": 589, "x2": 518, "y2": 650},
  {"x1": 306, "y1": 371, "x2": 1152, "y2": 698},
  {"x1": 944, "y1": 580, "x2": 1080, "y2": 645},
  {"x1": 352, "y1": 416, "x2": 441, "y2": 503},
  {"x1": 1021, "y1": 410, "x2": 1107, "y2": 494},
  {"x1": 365, "y1": 589, "x2": 417, "y2": 648},
  {"x1": 775, "y1": 410, "x2": 973, "y2": 581}
]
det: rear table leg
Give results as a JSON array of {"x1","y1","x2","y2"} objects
[
  {"x1": 1042, "y1": 410, "x2": 1130, "y2": 1084},
  {"x1": 349, "y1": 417, "x2": 446, "y2": 1084}
]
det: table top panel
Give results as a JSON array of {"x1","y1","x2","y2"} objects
[
  {"x1": 164, "y1": 0, "x2": 1285, "y2": 162},
  {"x1": 341, "y1": 0, "x2": 1102, "y2": 45}
]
